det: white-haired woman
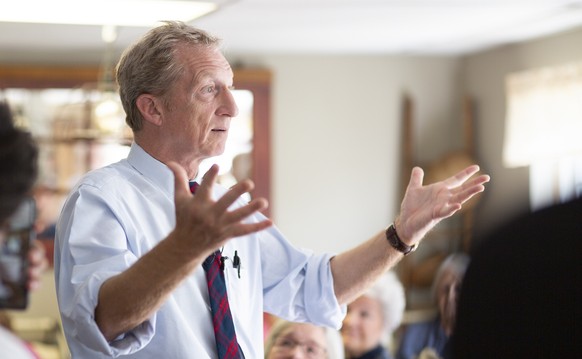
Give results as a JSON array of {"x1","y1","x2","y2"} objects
[
  {"x1": 341, "y1": 271, "x2": 405, "y2": 359},
  {"x1": 265, "y1": 319, "x2": 345, "y2": 359}
]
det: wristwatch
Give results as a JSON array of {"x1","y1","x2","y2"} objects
[{"x1": 385, "y1": 224, "x2": 417, "y2": 255}]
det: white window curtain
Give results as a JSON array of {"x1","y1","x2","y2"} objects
[{"x1": 503, "y1": 62, "x2": 582, "y2": 210}]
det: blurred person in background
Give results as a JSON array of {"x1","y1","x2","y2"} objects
[
  {"x1": 265, "y1": 319, "x2": 344, "y2": 359},
  {"x1": 342, "y1": 271, "x2": 405, "y2": 359},
  {"x1": 0, "y1": 100, "x2": 48, "y2": 359},
  {"x1": 396, "y1": 253, "x2": 469, "y2": 359}
]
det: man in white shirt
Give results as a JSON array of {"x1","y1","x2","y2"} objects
[{"x1": 54, "y1": 21, "x2": 490, "y2": 358}]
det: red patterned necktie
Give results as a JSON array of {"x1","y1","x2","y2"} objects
[{"x1": 190, "y1": 181, "x2": 244, "y2": 359}]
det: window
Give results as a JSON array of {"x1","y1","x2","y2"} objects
[{"x1": 503, "y1": 62, "x2": 582, "y2": 210}]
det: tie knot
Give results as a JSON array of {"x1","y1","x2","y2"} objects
[
  {"x1": 203, "y1": 250, "x2": 222, "y2": 271},
  {"x1": 189, "y1": 181, "x2": 199, "y2": 194}
]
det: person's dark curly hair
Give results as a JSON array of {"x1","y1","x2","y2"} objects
[{"x1": 0, "y1": 101, "x2": 38, "y2": 223}]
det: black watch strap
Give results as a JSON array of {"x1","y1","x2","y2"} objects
[{"x1": 385, "y1": 224, "x2": 417, "y2": 255}]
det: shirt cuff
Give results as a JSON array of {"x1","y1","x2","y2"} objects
[
  {"x1": 69, "y1": 271, "x2": 156, "y2": 356},
  {"x1": 304, "y1": 253, "x2": 347, "y2": 329}
]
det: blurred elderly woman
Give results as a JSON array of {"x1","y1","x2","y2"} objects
[
  {"x1": 265, "y1": 319, "x2": 345, "y2": 359},
  {"x1": 341, "y1": 271, "x2": 405, "y2": 359},
  {"x1": 396, "y1": 253, "x2": 470, "y2": 359}
]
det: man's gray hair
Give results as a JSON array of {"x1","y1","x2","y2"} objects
[{"x1": 116, "y1": 21, "x2": 220, "y2": 131}]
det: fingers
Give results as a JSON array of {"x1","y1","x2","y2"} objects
[
  {"x1": 28, "y1": 265, "x2": 44, "y2": 290},
  {"x1": 437, "y1": 189, "x2": 481, "y2": 219},
  {"x1": 437, "y1": 203, "x2": 463, "y2": 219},
  {"x1": 214, "y1": 179, "x2": 254, "y2": 213},
  {"x1": 27, "y1": 240, "x2": 48, "y2": 290},
  {"x1": 28, "y1": 240, "x2": 47, "y2": 268},
  {"x1": 197, "y1": 165, "x2": 220, "y2": 198},
  {"x1": 441, "y1": 174, "x2": 490, "y2": 216},
  {"x1": 198, "y1": 166, "x2": 256, "y2": 216},
  {"x1": 225, "y1": 197, "x2": 269, "y2": 224},
  {"x1": 167, "y1": 161, "x2": 190, "y2": 199},
  {"x1": 455, "y1": 173, "x2": 490, "y2": 197},
  {"x1": 171, "y1": 163, "x2": 271, "y2": 246},
  {"x1": 443, "y1": 165, "x2": 481, "y2": 188},
  {"x1": 213, "y1": 182, "x2": 271, "y2": 237},
  {"x1": 228, "y1": 217, "x2": 273, "y2": 238},
  {"x1": 439, "y1": 171, "x2": 490, "y2": 217},
  {"x1": 407, "y1": 166, "x2": 425, "y2": 190},
  {"x1": 454, "y1": 182, "x2": 486, "y2": 205},
  {"x1": 473, "y1": 173, "x2": 491, "y2": 186}
]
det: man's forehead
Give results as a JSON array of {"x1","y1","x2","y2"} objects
[
  {"x1": 179, "y1": 45, "x2": 230, "y2": 69},
  {"x1": 185, "y1": 55, "x2": 233, "y2": 83}
]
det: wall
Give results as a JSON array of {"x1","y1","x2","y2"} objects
[
  {"x1": 232, "y1": 54, "x2": 461, "y2": 253},
  {"x1": 461, "y1": 26, "x2": 582, "y2": 240}
]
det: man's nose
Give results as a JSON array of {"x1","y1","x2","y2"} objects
[{"x1": 217, "y1": 89, "x2": 239, "y2": 118}]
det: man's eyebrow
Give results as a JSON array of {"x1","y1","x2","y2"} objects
[{"x1": 191, "y1": 69, "x2": 212, "y2": 84}]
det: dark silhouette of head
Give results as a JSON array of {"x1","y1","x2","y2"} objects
[{"x1": 0, "y1": 101, "x2": 38, "y2": 224}]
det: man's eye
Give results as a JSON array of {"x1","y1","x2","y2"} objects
[{"x1": 203, "y1": 86, "x2": 215, "y2": 94}]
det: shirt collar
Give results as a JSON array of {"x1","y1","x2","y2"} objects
[{"x1": 126, "y1": 142, "x2": 174, "y2": 196}]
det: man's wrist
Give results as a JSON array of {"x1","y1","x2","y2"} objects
[{"x1": 385, "y1": 223, "x2": 418, "y2": 255}]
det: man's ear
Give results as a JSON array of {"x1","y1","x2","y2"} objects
[{"x1": 136, "y1": 94, "x2": 163, "y2": 126}]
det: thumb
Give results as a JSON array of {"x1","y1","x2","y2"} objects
[
  {"x1": 167, "y1": 161, "x2": 190, "y2": 199},
  {"x1": 407, "y1": 166, "x2": 425, "y2": 190}
]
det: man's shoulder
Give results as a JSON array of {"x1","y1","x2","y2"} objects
[{"x1": 75, "y1": 159, "x2": 136, "y2": 191}]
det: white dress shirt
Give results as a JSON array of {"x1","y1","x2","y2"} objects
[{"x1": 54, "y1": 143, "x2": 345, "y2": 358}]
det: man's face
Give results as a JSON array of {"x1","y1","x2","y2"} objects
[{"x1": 160, "y1": 45, "x2": 238, "y2": 163}]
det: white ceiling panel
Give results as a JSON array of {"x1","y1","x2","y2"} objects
[{"x1": 0, "y1": 0, "x2": 581, "y2": 63}]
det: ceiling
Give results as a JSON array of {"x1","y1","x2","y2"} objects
[{"x1": 1, "y1": 0, "x2": 582, "y2": 64}]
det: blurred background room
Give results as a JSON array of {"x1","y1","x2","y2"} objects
[{"x1": 1, "y1": 1, "x2": 581, "y2": 357}]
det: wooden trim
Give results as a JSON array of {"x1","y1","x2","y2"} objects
[
  {"x1": 0, "y1": 65, "x2": 101, "y2": 89},
  {"x1": 233, "y1": 67, "x2": 272, "y2": 85},
  {"x1": 0, "y1": 65, "x2": 271, "y2": 89},
  {"x1": 234, "y1": 68, "x2": 272, "y2": 218}
]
